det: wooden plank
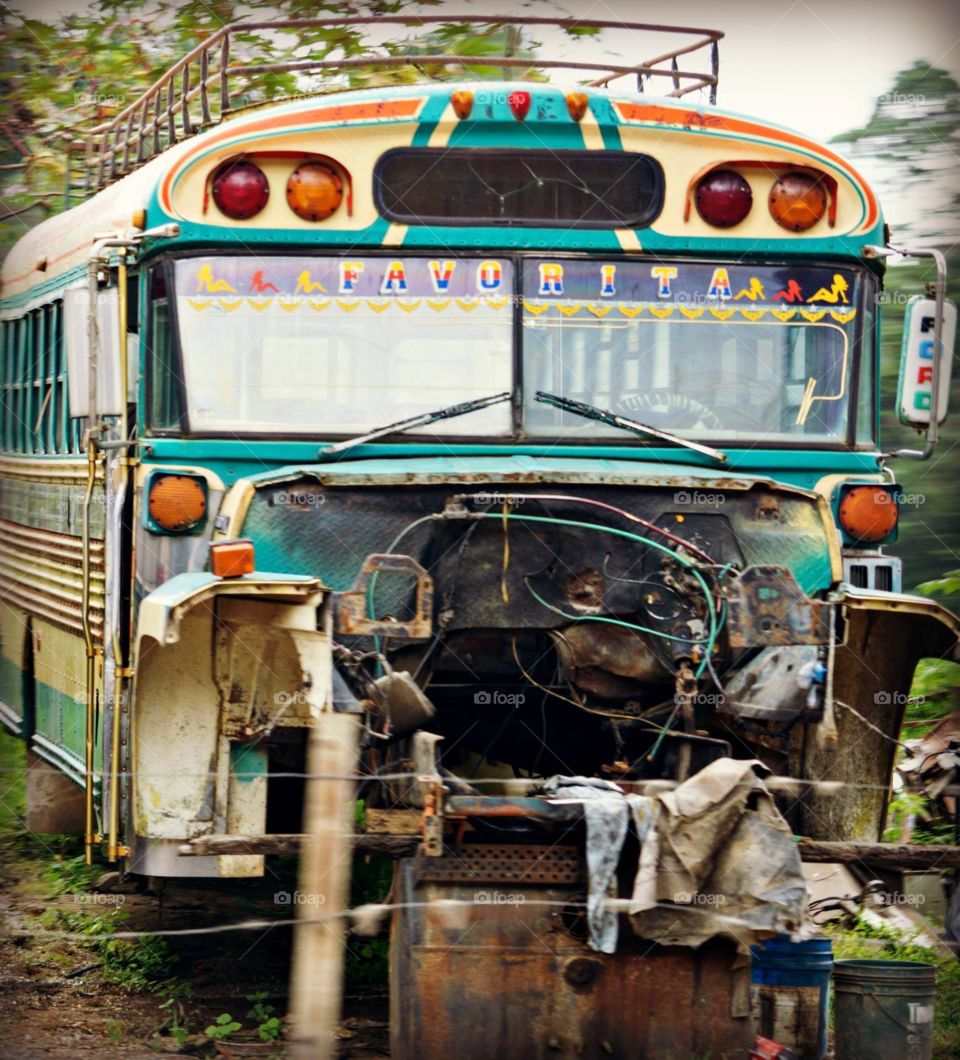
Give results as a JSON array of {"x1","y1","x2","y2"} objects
[
  {"x1": 798, "y1": 838, "x2": 960, "y2": 869},
  {"x1": 178, "y1": 808, "x2": 422, "y2": 857}
]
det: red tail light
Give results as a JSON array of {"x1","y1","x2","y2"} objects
[
  {"x1": 211, "y1": 161, "x2": 270, "y2": 220},
  {"x1": 508, "y1": 90, "x2": 531, "y2": 121},
  {"x1": 694, "y1": 169, "x2": 752, "y2": 228}
]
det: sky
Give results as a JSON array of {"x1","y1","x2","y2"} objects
[{"x1": 7, "y1": 0, "x2": 960, "y2": 140}]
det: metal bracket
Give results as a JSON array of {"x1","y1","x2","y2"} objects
[
  {"x1": 335, "y1": 553, "x2": 434, "y2": 639},
  {"x1": 725, "y1": 565, "x2": 830, "y2": 647}
]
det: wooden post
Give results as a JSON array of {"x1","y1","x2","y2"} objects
[{"x1": 289, "y1": 710, "x2": 361, "y2": 1060}]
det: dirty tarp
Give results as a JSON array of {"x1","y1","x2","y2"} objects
[
  {"x1": 628, "y1": 758, "x2": 808, "y2": 954},
  {"x1": 542, "y1": 759, "x2": 807, "y2": 958}
]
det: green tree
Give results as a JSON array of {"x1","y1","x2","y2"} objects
[
  {"x1": 1, "y1": 0, "x2": 555, "y2": 247},
  {"x1": 832, "y1": 62, "x2": 960, "y2": 595}
]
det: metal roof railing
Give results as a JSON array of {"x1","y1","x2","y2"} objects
[{"x1": 70, "y1": 16, "x2": 723, "y2": 197}]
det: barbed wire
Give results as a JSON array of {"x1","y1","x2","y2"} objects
[
  {"x1": 0, "y1": 895, "x2": 813, "y2": 945},
  {"x1": 0, "y1": 765, "x2": 935, "y2": 793}
]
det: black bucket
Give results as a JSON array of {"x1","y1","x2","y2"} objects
[{"x1": 833, "y1": 958, "x2": 936, "y2": 1060}]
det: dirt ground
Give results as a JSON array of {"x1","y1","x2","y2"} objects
[{"x1": 0, "y1": 835, "x2": 390, "y2": 1059}]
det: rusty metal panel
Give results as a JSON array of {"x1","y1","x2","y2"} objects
[
  {"x1": 390, "y1": 851, "x2": 753, "y2": 1060},
  {"x1": 414, "y1": 843, "x2": 585, "y2": 885}
]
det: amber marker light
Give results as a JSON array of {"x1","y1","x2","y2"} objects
[
  {"x1": 769, "y1": 171, "x2": 828, "y2": 231},
  {"x1": 210, "y1": 538, "x2": 255, "y2": 578},
  {"x1": 451, "y1": 90, "x2": 474, "y2": 119},
  {"x1": 286, "y1": 162, "x2": 343, "y2": 222},
  {"x1": 566, "y1": 92, "x2": 589, "y2": 122},
  {"x1": 837, "y1": 485, "x2": 898, "y2": 544},
  {"x1": 147, "y1": 474, "x2": 207, "y2": 533}
]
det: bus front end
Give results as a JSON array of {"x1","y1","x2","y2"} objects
[{"x1": 116, "y1": 82, "x2": 960, "y2": 875}]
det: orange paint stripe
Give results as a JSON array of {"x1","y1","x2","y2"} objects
[
  {"x1": 612, "y1": 102, "x2": 878, "y2": 231},
  {"x1": 160, "y1": 97, "x2": 425, "y2": 212}
]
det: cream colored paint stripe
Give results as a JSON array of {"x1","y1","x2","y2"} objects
[
  {"x1": 428, "y1": 103, "x2": 457, "y2": 147},
  {"x1": 579, "y1": 110, "x2": 604, "y2": 151},
  {"x1": 580, "y1": 110, "x2": 643, "y2": 253},
  {"x1": 382, "y1": 224, "x2": 408, "y2": 246},
  {"x1": 214, "y1": 478, "x2": 257, "y2": 541},
  {"x1": 615, "y1": 230, "x2": 643, "y2": 253}
]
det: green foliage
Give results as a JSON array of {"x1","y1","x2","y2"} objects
[
  {"x1": 918, "y1": 570, "x2": 960, "y2": 600},
  {"x1": 0, "y1": 729, "x2": 26, "y2": 835},
  {"x1": 257, "y1": 1016, "x2": 283, "y2": 1042},
  {"x1": 42, "y1": 905, "x2": 177, "y2": 992},
  {"x1": 832, "y1": 61, "x2": 960, "y2": 145},
  {"x1": 826, "y1": 916, "x2": 960, "y2": 1058},
  {"x1": 158, "y1": 982, "x2": 194, "y2": 1049},
  {"x1": 828, "y1": 62, "x2": 960, "y2": 597},
  {"x1": 0, "y1": 0, "x2": 551, "y2": 248},
  {"x1": 245, "y1": 990, "x2": 283, "y2": 1039},
  {"x1": 345, "y1": 936, "x2": 389, "y2": 986},
  {"x1": 100, "y1": 930, "x2": 176, "y2": 992},
  {"x1": 205, "y1": 1012, "x2": 242, "y2": 1040},
  {"x1": 42, "y1": 854, "x2": 101, "y2": 897},
  {"x1": 882, "y1": 790, "x2": 927, "y2": 842}
]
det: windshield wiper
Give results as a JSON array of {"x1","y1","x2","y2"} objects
[
  {"x1": 535, "y1": 391, "x2": 728, "y2": 465},
  {"x1": 320, "y1": 392, "x2": 511, "y2": 457}
]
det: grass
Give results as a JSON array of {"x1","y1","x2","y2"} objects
[
  {"x1": 825, "y1": 916, "x2": 960, "y2": 1059},
  {"x1": 0, "y1": 726, "x2": 26, "y2": 834}
]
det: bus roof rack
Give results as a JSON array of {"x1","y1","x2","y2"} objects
[{"x1": 71, "y1": 16, "x2": 722, "y2": 197}]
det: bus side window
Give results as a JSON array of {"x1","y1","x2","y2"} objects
[
  {"x1": 856, "y1": 302, "x2": 876, "y2": 447},
  {"x1": 1, "y1": 319, "x2": 12, "y2": 451}
]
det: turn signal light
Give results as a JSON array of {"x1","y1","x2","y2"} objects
[
  {"x1": 286, "y1": 162, "x2": 343, "y2": 221},
  {"x1": 147, "y1": 474, "x2": 207, "y2": 533},
  {"x1": 837, "y1": 485, "x2": 898, "y2": 544},
  {"x1": 211, "y1": 160, "x2": 270, "y2": 220},
  {"x1": 694, "y1": 169, "x2": 752, "y2": 228},
  {"x1": 210, "y1": 538, "x2": 255, "y2": 578},
  {"x1": 769, "y1": 171, "x2": 827, "y2": 231}
]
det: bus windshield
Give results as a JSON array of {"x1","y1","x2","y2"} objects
[{"x1": 168, "y1": 255, "x2": 864, "y2": 445}]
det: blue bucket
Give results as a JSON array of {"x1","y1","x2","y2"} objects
[{"x1": 751, "y1": 936, "x2": 833, "y2": 1059}]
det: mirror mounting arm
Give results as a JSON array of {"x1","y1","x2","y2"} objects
[{"x1": 866, "y1": 243, "x2": 947, "y2": 461}]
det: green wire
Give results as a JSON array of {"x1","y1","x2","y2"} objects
[
  {"x1": 363, "y1": 507, "x2": 726, "y2": 768},
  {"x1": 524, "y1": 579, "x2": 705, "y2": 645},
  {"x1": 470, "y1": 511, "x2": 720, "y2": 678},
  {"x1": 365, "y1": 510, "x2": 724, "y2": 682}
]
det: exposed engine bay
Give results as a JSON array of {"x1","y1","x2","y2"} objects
[{"x1": 246, "y1": 475, "x2": 839, "y2": 805}]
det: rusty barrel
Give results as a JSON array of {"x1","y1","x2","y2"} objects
[
  {"x1": 833, "y1": 959, "x2": 935, "y2": 1060},
  {"x1": 750, "y1": 936, "x2": 832, "y2": 1058},
  {"x1": 389, "y1": 848, "x2": 754, "y2": 1059}
]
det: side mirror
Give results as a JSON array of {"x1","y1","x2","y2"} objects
[
  {"x1": 896, "y1": 294, "x2": 956, "y2": 428},
  {"x1": 64, "y1": 283, "x2": 123, "y2": 417}
]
